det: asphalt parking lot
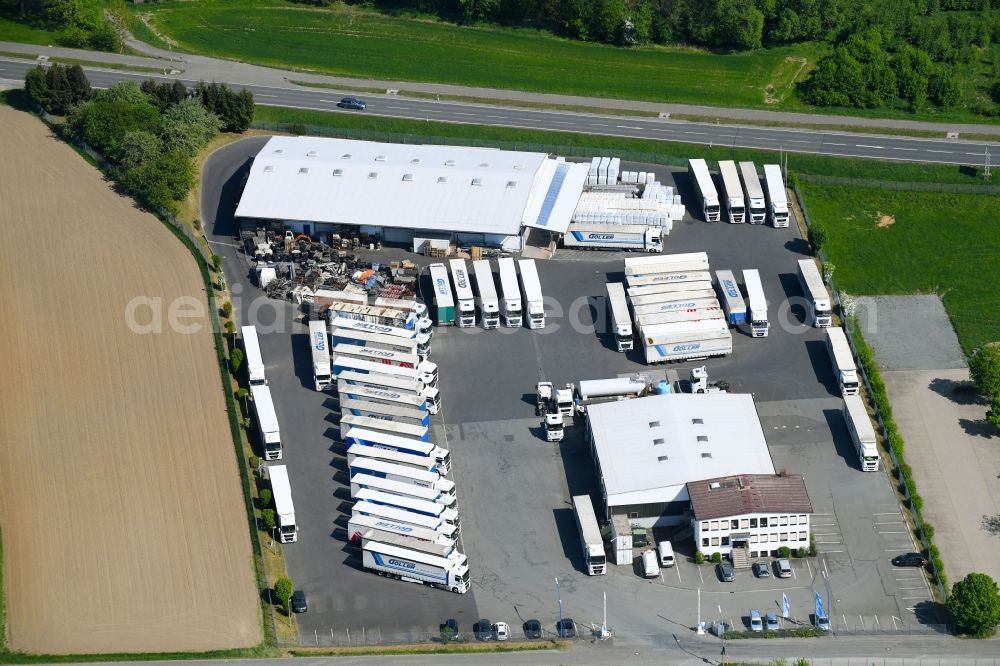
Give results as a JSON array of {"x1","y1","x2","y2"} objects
[{"x1": 203, "y1": 142, "x2": 937, "y2": 645}]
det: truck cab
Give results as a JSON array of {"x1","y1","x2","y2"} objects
[{"x1": 544, "y1": 412, "x2": 564, "y2": 442}]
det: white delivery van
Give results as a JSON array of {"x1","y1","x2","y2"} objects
[
  {"x1": 657, "y1": 541, "x2": 675, "y2": 567},
  {"x1": 641, "y1": 550, "x2": 660, "y2": 578}
]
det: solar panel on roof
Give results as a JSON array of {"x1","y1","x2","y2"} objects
[{"x1": 534, "y1": 162, "x2": 570, "y2": 228}]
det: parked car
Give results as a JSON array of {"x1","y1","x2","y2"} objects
[
  {"x1": 749, "y1": 609, "x2": 763, "y2": 632},
  {"x1": 815, "y1": 614, "x2": 831, "y2": 631},
  {"x1": 765, "y1": 611, "x2": 780, "y2": 631},
  {"x1": 523, "y1": 619, "x2": 542, "y2": 639},
  {"x1": 493, "y1": 621, "x2": 510, "y2": 641},
  {"x1": 557, "y1": 618, "x2": 577, "y2": 638},
  {"x1": 752, "y1": 561, "x2": 770, "y2": 578},
  {"x1": 439, "y1": 618, "x2": 460, "y2": 641},
  {"x1": 337, "y1": 97, "x2": 367, "y2": 110},
  {"x1": 775, "y1": 558, "x2": 793, "y2": 578},
  {"x1": 892, "y1": 552, "x2": 928, "y2": 567},
  {"x1": 718, "y1": 561, "x2": 735, "y2": 582},
  {"x1": 291, "y1": 590, "x2": 307, "y2": 613},
  {"x1": 476, "y1": 618, "x2": 493, "y2": 641}
]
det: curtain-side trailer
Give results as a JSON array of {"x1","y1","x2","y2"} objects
[
  {"x1": 714, "y1": 270, "x2": 748, "y2": 325},
  {"x1": 347, "y1": 513, "x2": 457, "y2": 548},
  {"x1": 742, "y1": 269, "x2": 769, "y2": 337},
  {"x1": 763, "y1": 164, "x2": 790, "y2": 228},
  {"x1": 797, "y1": 259, "x2": 832, "y2": 327},
  {"x1": 250, "y1": 384, "x2": 282, "y2": 460},
  {"x1": 268, "y1": 464, "x2": 298, "y2": 542},
  {"x1": 361, "y1": 530, "x2": 463, "y2": 561},
  {"x1": 563, "y1": 224, "x2": 663, "y2": 252},
  {"x1": 326, "y1": 301, "x2": 413, "y2": 330},
  {"x1": 739, "y1": 161, "x2": 766, "y2": 224},
  {"x1": 347, "y1": 457, "x2": 455, "y2": 497},
  {"x1": 241, "y1": 325, "x2": 267, "y2": 386},
  {"x1": 688, "y1": 159, "x2": 720, "y2": 222},
  {"x1": 345, "y1": 427, "x2": 451, "y2": 474},
  {"x1": 606, "y1": 282, "x2": 633, "y2": 352},
  {"x1": 630, "y1": 289, "x2": 717, "y2": 308},
  {"x1": 339, "y1": 397, "x2": 430, "y2": 427},
  {"x1": 340, "y1": 413, "x2": 429, "y2": 442},
  {"x1": 308, "y1": 319, "x2": 333, "y2": 391},
  {"x1": 471, "y1": 260, "x2": 500, "y2": 329},
  {"x1": 354, "y1": 488, "x2": 460, "y2": 531},
  {"x1": 449, "y1": 259, "x2": 476, "y2": 328},
  {"x1": 518, "y1": 259, "x2": 545, "y2": 329},
  {"x1": 428, "y1": 263, "x2": 455, "y2": 326},
  {"x1": 635, "y1": 306, "x2": 724, "y2": 327},
  {"x1": 350, "y1": 472, "x2": 456, "y2": 507},
  {"x1": 572, "y1": 495, "x2": 607, "y2": 575},
  {"x1": 372, "y1": 297, "x2": 433, "y2": 335},
  {"x1": 826, "y1": 327, "x2": 860, "y2": 396},
  {"x1": 718, "y1": 161, "x2": 746, "y2": 224},
  {"x1": 631, "y1": 297, "x2": 719, "y2": 316},
  {"x1": 624, "y1": 252, "x2": 710, "y2": 271},
  {"x1": 361, "y1": 540, "x2": 470, "y2": 594},
  {"x1": 844, "y1": 394, "x2": 880, "y2": 471},
  {"x1": 497, "y1": 257, "x2": 523, "y2": 328},
  {"x1": 337, "y1": 370, "x2": 441, "y2": 415}
]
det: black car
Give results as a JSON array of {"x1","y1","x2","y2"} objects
[
  {"x1": 523, "y1": 619, "x2": 542, "y2": 639},
  {"x1": 291, "y1": 590, "x2": 307, "y2": 613},
  {"x1": 476, "y1": 618, "x2": 493, "y2": 641},
  {"x1": 337, "y1": 96, "x2": 367, "y2": 110},
  {"x1": 752, "y1": 561, "x2": 770, "y2": 578},
  {"x1": 556, "y1": 617, "x2": 577, "y2": 638},
  {"x1": 439, "y1": 618, "x2": 460, "y2": 641},
  {"x1": 892, "y1": 552, "x2": 928, "y2": 567}
]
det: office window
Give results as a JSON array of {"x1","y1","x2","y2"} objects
[
  {"x1": 731, "y1": 520, "x2": 739, "y2": 529},
  {"x1": 711, "y1": 537, "x2": 719, "y2": 547},
  {"x1": 780, "y1": 532, "x2": 788, "y2": 541},
  {"x1": 628, "y1": 512, "x2": 638, "y2": 519},
  {"x1": 789, "y1": 515, "x2": 798, "y2": 526},
  {"x1": 701, "y1": 522, "x2": 709, "y2": 531},
  {"x1": 750, "y1": 535, "x2": 758, "y2": 543},
  {"x1": 702, "y1": 538, "x2": 709, "y2": 547},
  {"x1": 750, "y1": 518, "x2": 758, "y2": 528},
  {"x1": 740, "y1": 519, "x2": 749, "y2": 529},
  {"x1": 770, "y1": 534, "x2": 778, "y2": 542},
  {"x1": 780, "y1": 516, "x2": 788, "y2": 526},
  {"x1": 711, "y1": 521, "x2": 719, "y2": 531},
  {"x1": 760, "y1": 517, "x2": 768, "y2": 527},
  {"x1": 800, "y1": 515, "x2": 808, "y2": 525},
  {"x1": 721, "y1": 536, "x2": 730, "y2": 546},
  {"x1": 799, "y1": 531, "x2": 807, "y2": 541}
]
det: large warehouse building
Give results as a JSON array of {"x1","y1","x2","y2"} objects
[
  {"x1": 586, "y1": 393, "x2": 776, "y2": 527},
  {"x1": 234, "y1": 135, "x2": 589, "y2": 251}
]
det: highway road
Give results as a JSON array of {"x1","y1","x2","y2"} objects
[{"x1": 2, "y1": 56, "x2": 997, "y2": 167}]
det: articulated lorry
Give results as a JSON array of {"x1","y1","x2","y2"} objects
[
  {"x1": 308, "y1": 319, "x2": 333, "y2": 391},
  {"x1": 327, "y1": 301, "x2": 416, "y2": 331},
  {"x1": 428, "y1": 263, "x2": 455, "y2": 326},
  {"x1": 573, "y1": 495, "x2": 607, "y2": 575},
  {"x1": 449, "y1": 259, "x2": 476, "y2": 328},
  {"x1": 339, "y1": 397, "x2": 429, "y2": 428},
  {"x1": 351, "y1": 473, "x2": 456, "y2": 507},
  {"x1": 639, "y1": 319, "x2": 733, "y2": 364},
  {"x1": 826, "y1": 326, "x2": 860, "y2": 396},
  {"x1": 564, "y1": 224, "x2": 663, "y2": 252},
  {"x1": 742, "y1": 269, "x2": 769, "y2": 337},
  {"x1": 348, "y1": 457, "x2": 455, "y2": 497},
  {"x1": 332, "y1": 355, "x2": 438, "y2": 390},
  {"x1": 719, "y1": 161, "x2": 746, "y2": 224},
  {"x1": 688, "y1": 159, "x2": 720, "y2": 222},
  {"x1": 497, "y1": 257, "x2": 522, "y2": 328},
  {"x1": 361, "y1": 539, "x2": 470, "y2": 594},
  {"x1": 269, "y1": 464, "x2": 298, "y2": 543},
  {"x1": 330, "y1": 316, "x2": 430, "y2": 357},
  {"x1": 471, "y1": 260, "x2": 500, "y2": 329},
  {"x1": 340, "y1": 413, "x2": 428, "y2": 442},
  {"x1": 605, "y1": 282, "x2": 633, "y2": 352},
  {"x1": 631, "y1": 297, "x2": 720, "y2": 317},
  {"x1": 345, "y1": 426, "x2": 450, "y2": 474},
  {"x1": 714, "y1": 270, "x2": 748, "y2": 325},
  {"x1": 371, "y1": 297, "x2": 433, "y2": 336},
  {"x1": 241, "y1": 325, "x2": 267, "y2": 386},
  {"x1": 518, "y1": 259, "x2": 545, "y2": 329},
  {"x1": 353, "y1": 501, "x2": 457, "y2": 538},
  {"x1": 797, "y1": 259, "x2": 832, "y2": 327},
  {"x1": 739, "y1": 161, "x2": 766, "y2": 224},
  {"x1": 331, "y1": 344, "x2": 437, "y2": 383},
  {"x1": 337, "y1": 370, "x2": 441, "y2": 415},
  {"x1": 250, "y1": 384, "x2": 282, "y2": 460},
  {"x1": 763, "y1": 164, "x2": 789, "y2": 228},
  {"x1": 844, "y1": 394, "x2": 880, "y2": 471},
  {"x1": 354, "y1": 488, "x2": 460, "y2": 531},
  {"x1": 347, "y1": 513, "x2": 456, "y2": 549}
]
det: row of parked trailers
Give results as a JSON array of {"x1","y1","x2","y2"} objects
[
  {"x1": 428, "y1": 257, "x2": 546, "y2": 330},
  {"x1": 688, "y1": 158, "x2": 789, "y2": 227}
]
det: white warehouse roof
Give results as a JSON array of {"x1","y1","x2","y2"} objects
[
  {"x1": 235, "y1": 136, "x2": 585, "y2": 236},
  {"x1": 588, "y1": 393, "x2": 775, "y2": 508}
]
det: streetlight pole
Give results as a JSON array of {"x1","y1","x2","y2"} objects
[{"x1": 555, "y1": 577, "x2": 563, "y2": 637}]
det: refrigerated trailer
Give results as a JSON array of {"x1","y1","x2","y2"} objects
[
  {"x1": 344, "y1": 426, "x2": 450, "y2": 474},
  {"x1": 626, "y1": 271, "x2": 713, "y2": 288},
  {"x1": 353, "y1": 501, "x2": 457, "y2": 538},
  {"x1": 714, "y1": 270, "x2": 747, "y2": 325},
  {"x1": 347, "y1": 457, "x2": 455, "y2": 497},
  {"x1": 627, "y1": 277, "x2": 713, "y2": 296},
  {"x1": 471, "y1": 259, "x2": 500, "y2": 329},
  {"x1": 308, "y1": 319, "x2": 332, "y2": 391},
  {"x1": 688, "y1": 159, "x2": 720, "y2": 222},
  {"x1": 268, "y1": 464, "x2": 298, "y2": 542},
  {"x1": 337, "y1": 370, "x2": 441, "y2": 415},
  {"x1": 341, "y1": 413, "x2": 429, "y2": 441},
  {"x1": 338, "y1": 380, "x2": 428, "y2": 412},
  {"x1": 630, "y1": 289, "x2": 717, "y2": 308},
  {"x1": 241, "y1": 325, "x2": 266, "y2": 386},
  {"x1": 361, "y1": 530, "x2": 463, "y2": 561},
  {"x1": 826, "y1": 326, "x2": 860, "y2": 396},
  {"x1": 797, "y1": 259, "x2": 832, "y2": 327},
  {"x1": 635, "y1": 306, "x2": 724, "y2": 327},
  {"x1": 347, "y1": 443, "x2": 442, "y2": 476},
  {"x1": 497, "y1": 257, "x2": 523, "y2": 327},
  {"x1": 739, "y1": 162, "x2": 766, "y2": 224},
  {"x1": 330, "y1": 316, "x2": 430, "y2": 356},
  {"x1": 573, "y1": 495, "x2": 607, "y2": 575},
  {"x1": 563, "y1": 224, "x2": 663, "y2": 252},
  {"x1": 339, "y1": 397, "x2": 430, "y2": 427},
  {"x1": 518, "y1": 259, "x2": 545, "y2": 329},
  {"x1": 332, "y1": 356, "x2": 438, "y2": 389},
  {"x1": 371, "y1": 297, "x2": 433, "y2": 336},
  {"x1": 606, "y1": 282, "x2": 633, "y2": 352},
  {"x1": 331, "y1": 344, "x2": 437, "y2": 384},
  {"x1": 449, "y1": 259, "x2": 476, "y2": 328},
  {"x1": 719, "y1": 161, "x2": 746, "y2": 224},
  {"x1": 331, "y1": 326, "x2": 424, "y2": 358},
  {"x1": 844, "y1": 394, "x2": 880, "y2": 471},
  {"x1": 428, "y1": 263, "x2": 455, "y2": 326},
  {"x1": 250, "y1": 384, "x2": 282, "y2": 460},
  {"x1": 763, "y1": 164, "x2": 789, "y2": 228},
  {"x1": 347, "y1": 513, "x2": 456, "y2": 548},
  {"x1": 742, "y1": 269, "x2": 769, "y2": 337},
  {"x1": 631, "y1": 297, "x2": 720, "y2": 317},
  {"x1": 361, "y1": 539, "x2": 470, "y2": 594},
  {"x1": 624, "y1": 252, "x2": 710, "y2": 271},
  {"x1": 350, "y1": 473, "x2": 456, "y2": 507},
  {"x1": 640, "y1": 320, "x2": 733, "y2": 364},
  {"x1": 354, "y1": 488, "x2": 460, "y2": 530}
]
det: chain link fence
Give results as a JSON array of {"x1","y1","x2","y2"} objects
[{"x1": 795, "y1": 173, "x2": 997, "y2": 194}]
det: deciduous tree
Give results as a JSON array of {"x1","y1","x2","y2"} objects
[{"x1": 947, "y1": 572, "x2": 1000, "y2": 637}]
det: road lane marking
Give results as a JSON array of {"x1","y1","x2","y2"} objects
[
  {"x1": 685, "y1": 131, "x2": 707, "y2": 135},
  {"x1": 825, "y1": 142, "x2": 847, "y2": 146},
  {"x1": 891, "y1": 147, "x2": 918, "y2": 151},
  {"x1": 856, "y1": 144, "x2": 884, "y2": 149},
  {"x1": 256, "y1": 94, "x2": 277, "y2": 98},
  {"x1": 616, "y1": 125, "x2": 643, "y2": 130},
  {"x1": 786, "y1": 139, "x2": 809, "y2": 144},
  {"x1": 926, "y1": 149, "x2": 952, "y2": 154}
]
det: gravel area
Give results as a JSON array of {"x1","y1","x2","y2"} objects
[{"x1": 855, "y1": 295, "x2": 966, "y2": 371}]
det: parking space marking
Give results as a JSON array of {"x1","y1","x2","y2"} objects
[
  {"x1": 675, "y1": 565, "x2": 682, "y2": 584},
  {"x1": 698, "y1": 567, "x2": 705, "y2": 585},
  {"x1": 806, "y1": 559, "x2": 813, "y2": 578}
]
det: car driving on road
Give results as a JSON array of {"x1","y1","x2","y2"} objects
[{"x1": 337, "y1": 96, "x2": 367, "y2": 110}]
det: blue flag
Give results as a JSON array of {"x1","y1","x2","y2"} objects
[
  {"x1": 782, "y1": 593, "x2": 790, "y2": 618},
  {"x1": 815, "y1": 592, "x2": 824, "y2": 619}
]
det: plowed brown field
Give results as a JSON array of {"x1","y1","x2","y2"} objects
[{"x1": 0, "y1": 107, "x2": 260, "y2": 653}]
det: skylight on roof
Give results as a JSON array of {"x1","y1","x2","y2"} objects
[
  {"x1": 444, "y1": 160, "x2": 456, "y2": 167},
  {"x1": 306, "y1": 150, "x2": 317, "y2": 157},
  {"x1": 368, "y1": 172, "x2": 378, "y2": 179},
  {"x1": 298, "y1": 167, "x2": 309, "y2": 174},
  {"x1": 402, "y1": 173, "x2": 414, "y2": 182},
  {"x1": 649, "y1": 421, "x2": 660, "y2": 428},
  {"x1": 471, "y1": 178, "x2": 483, "y2": 187},
  {"x1": 437, "y1": 176, "x2": 449, "y2": 184},
  {"x1": 341, "y1": 153, "x2": 352, "y2": 159},
  {"x1": 653, "y1": 438, "x2": 665, "y2": 445},
  {"x1": 273, "y1": 149, "x2": 284, "y2": 155},
  {"x1": 697, "y1": 435, "x2": 708, "y2": 442},
  {"x1": 333, "y1": 169, "x2": 343, "y2": 177},
  {"x1": 375, "y1": 155, "x2": 387, "y2": 162},
  {"x1": 657, "y1": 456, "x2": 669, "y2": 462},
  {"x1": 506, "y1": 180, "x2": 517, "y2": 188},
  {"x1": 263, "y1": 165, "x2": 274, "y2": 173}
]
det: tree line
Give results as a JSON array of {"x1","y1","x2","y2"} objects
[
  {"x1": 16, "y1": 0, "x2": 124, "y2": 51},
  {"x1": 24, "y1": 65, "x2": 255, "y2": 212}
]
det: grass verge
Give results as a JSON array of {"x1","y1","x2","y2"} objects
[
  {"x1": 254, "y1": 104, "x2": 990, "y2": 185},
  {"x1": 669, "y1": 113, "x2": 1000, "y2": 140},
  {"x1": 290, "y1": 641, "x2": 565, "y2": 656}
]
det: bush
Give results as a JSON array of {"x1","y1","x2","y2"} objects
[
  {"x1": 899, "y1": 463, "x2": 913, "y2": 480},
  {"x1": 261, "y1": 508, "x2": 276, "y2": 530},
  {"x1": 236, "y1": 387, "x2": 249, "y2": 401},
  {"x1": 920, "y1": 523, "x2": 935, "y2": 540},
  {"x1": 808, "y1": 225, "x2": 828, "y2": 252},
  {"x1": 221, "y1": 301, "x2": 233, "y2": 318},
  {"x1": 808, "y1": 533, "x2": 818, "y2": 557},
  {"x1": 259, "y1": 488, "x2": 272, "y2": 508},
  {"x1": 778, "y1": 546, "x2": 791, "y2": 558},
  {"x1": 224, "y1": 321, "x2": 236, "y2": 336},
  {"x1": 711, "y1": 552, "x2": 722, "y2": 564},
  {"x1": 274, "y1": 576, "x2": 294, "y2": 615},
  {"x1": 248, "y1": 455, "x2": 260, "y2": 470},
  {"x1": 795, "y1": 547, "x2": 808, "y2": 558},
  {"x1": 212, "y1": 254, "x2": 222, "y2": 272},
  {"x1": 230, "y1": 347, "x2": 244, "y2": 372},
  {"x1": 910, "y1": 493, "x2": 924, "y2": 512},
  {"x1": 694, "y1": 551, "x2": 705, "y2": 565}
]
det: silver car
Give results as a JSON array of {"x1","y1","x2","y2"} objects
[{"x1": 775, "y1": 558, "x2": 793, "y2": 578}]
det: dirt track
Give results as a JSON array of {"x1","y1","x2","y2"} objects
[{"x1": 0, "y1": 107, "x2": 260, "y2": 653}]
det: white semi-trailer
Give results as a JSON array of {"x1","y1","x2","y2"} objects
[
  {"x1": 497, "y1": 257, "x2": 523, "y2": 328},
  {"x1": 341, "y1": 413, "x2": 429, "y2": 442},
  {"x1": 241, "y1": 325, "x2": 267, "y2": 386},
  {"x1": 354, "y1": 488, "x2": 460, "y2": 530},
  {"x1": 714, "y1": 270, "x2": 748, "y2": 325},
  {"x1": 563, "y1": 224, "x2": 663, "y2": 252},
  {"x1": 330, "y1": 329, "x2": 423, "y2": 358},
  {"x1": 327, "y1": 301, "x2": 416, "y2": 330},
  {"x1": 347, "y1": 513, "x2": 456, "y2": 549},
  {"x1": 797, "y1": 259, "x2": 832, "y2": 327},
  {"x1": 338, "y1": 380, "x2": 429, "y2": 412},
  {"x1": 742, "y1": 269, "x2": 769, "y2": 337},
  {"x1": 739, "y1": 161, "x2": 766, "y2": 224},
  {"x1": 361, "y1": 530, "x2": 463, "y2": 561},
  {"x1": 518, "y1": 259, "x2": 545, "y2": 329},
  {"x1": 351, "y1": 473, "x2": 456, "y2": 508},
  {"x1": 339, "y1": 397, "x2": 430, "y2": 427},
  {"x1": 763, "y1": 164, "x2": 790, "y2": 228},
  {"x1": 308, "y1": 319, "x2": 333, "y2": 391},
  {"x1": 330, "y1": 316, "x2": 431, "y2": 357},
  {"x1": 449, "y1": 259, "x2": 476, "y2": 328},
  {"x1": 640, "y1": 320, "x2": 733, "y2": 364},
  {"x1": 345, "y1": 427, "x2": 450, "y2": 474},
  {"x1": 630, "y1": 289, "x2": 717, "y2": 308},
  {"x1": 826, "y1": 326, "x2": 860, "y2": 396},
  {"x1": 428, "y1": 263, "x2": 456, "y2": 326},
  {"x1": 572, "y1": 495, "x2": 607, "y2": 575},
  {"x1": 624, "y1": 252, "x2": 711, "y2": 277},
  {"x1": 371, "y1": 297, "x2": 433, "y2": 336},
  {"x1": 627, "y1": 278, "x2": 713, "y2": 296},
  {"x1": 361, "y1": 540, "x2": 470, "y2": 594},
  {"x1": 718, "y1": 161, "x2": 746, "y2": 224},
  {"x1": 688, "y1": 159, "x2": 720, "y2": 222},
  {"x1": 631, "y1": 297, "x2": 720, "y2": 317},
  {"x1": 347, "y1": 443, "x2": 442, "y2": 476},
  {"x1": 348, "y1": 457, "x2": 456, "y2": 497},
  {"x1": 337, "y1": 370, "x2": 441, "y2": 415},
  {"x1": 353, "y1": 501, "x2": 457, "y2": 538},
  {"x1": 635, "y1": 306, "x2": 724, "y2": 327},
  {"x1": 606, "y1": 282, "x2": 634, "y2": 352},
  {"x1": 268, "y1": 464, "x2": 298, "y2": 543},
  {"x1": 471, "y1": 260, "x2": 500, "y2": 329},
  {"x1": 844, "y1": 394, "x2": 880, "y2": 471},
  {"x1": 331, "y1": 344, "x2": 438, "y2": 384},
  {"x1": 332, "y1": 356, "x2": 438, "y2": 389},
  {"x1": 626, "y1": 271, "x2": 713, "y2": 288},
  {"x1": 250, "y1": 384, "x2": 282, "y2": 460}
]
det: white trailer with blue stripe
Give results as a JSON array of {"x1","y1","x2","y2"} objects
[
  {"x1": 308, "y1": 319, "x2": 333, "y2": 391},
  {"x1": 338, "y1": 380, "x2": 427, "y2": 411},
  {"x1": 640, "y1": 319, "x2": 733, "y2": 364},
  {"x1": 353, "y1": 501, "x2": 457, "y2": 538},
  {"x1": 333, "y1": 355, "x2": 438, "y2": 389},
  {"x1": 332, "y1": 343, "x2": 437, "y2": 385},
  {"x1": 347, "y1": 513, "x2": 456, "y2": 549},
  {"x1": 626, "y1": 270, "x2": 713, "y2": 288},
  {"x1": 632, "y1": 297, "x2": 720, "y2": 317},
  {"x1": 563, "y1": 224, "x2": 663, "y2": 252},
  {"x1": 341, "y1": 413, "x2": 429, "y2": 441},
  {"x1": 339, "y1": 397, "x2": 430, "y2": 428},
  {"x1": 626, "y1": 278, "x2": 713, "y2": 297},
  {"x1": 346, "y1": 443, "x2": 442, "y2": 476},
  {"x1": 345, "y1": 427, "x2": 450, "y2": 474},
  {"x1": 355, "y1": 488, "x2": 460, "y2": 531},
  {"x1": 714, "y1": 270, "x2": 748, "y2": 325},
  {"x1": 361, "y1": 530, "x2": 463, "y2": 561},
  {"x1": 329, "y1": 316, "x2": 431, "y2": 356},
  {"x1": 337, "y1": 370, "x2": 440, "y2": 414},
  {"x1": 330, "y1": 326, "x2": 423, "y2": 357},
  {"x1": 350, "y1": 472, "x2": 456, "y2": 507},
  {"x1": 348, "y1": 457, "x2": 455, "y2": 497},
  {"x1": 362, "y1": 540, "x2": 470, "y2": 594}
]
